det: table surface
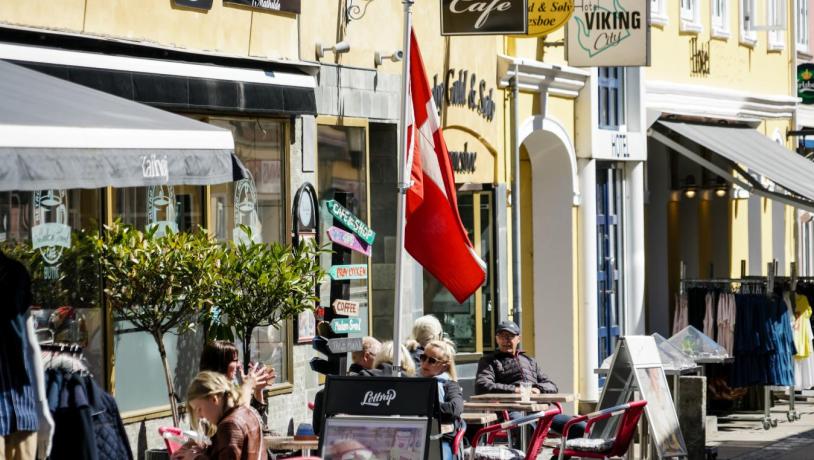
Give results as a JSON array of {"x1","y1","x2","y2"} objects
[
  {"x1": 461, "y1": 412, "x2": 499, "y2": 424},
  {"x1": 264, "y1": 436, "x2": 319, "y2": 451},
  {"x1": 464, "y1": 401, "x2": 549, "y2": 412},
  {"x1": 470, "y1": 392, "x2": 576, "y2": 403}
]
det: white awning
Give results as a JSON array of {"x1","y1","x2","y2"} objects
[
  {"x1": 0, "y1": 60, "x2": 245, "y2": 191},
  {"x1": 650, "y1": 120, "x2": 814, "y2": 211}
]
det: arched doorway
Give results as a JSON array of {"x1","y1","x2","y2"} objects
[{"x1": 519, "y1": 115, "x2": 579, "y2": 399}]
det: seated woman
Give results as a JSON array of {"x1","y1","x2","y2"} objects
[
  {"x1": 199, "y1": 340, "x2": 274, "y2": 429},
  {"x1": 361, "y1": 340, "x2": 416, "y2": 376},
  {"x1": 419, "y1": 340, "x2": 464, "y2": 460},
  {"x1": 171, "y1": 371, "x2": 267, "y2": 460}
]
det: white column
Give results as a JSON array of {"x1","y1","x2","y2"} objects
[
  {"x1": 578, "y1": 158, "x2": 599, "y2": 402},
  {"x1": 626, "y1": 161, "x2": 646, "y2": 335}
]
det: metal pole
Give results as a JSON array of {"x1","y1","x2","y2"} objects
[
  {"x1": 392, "y1": 0, "x2": 413, "y2": 376},
  {"x1": 511, "y1": 65, "x2": 522, "y2": 328}
]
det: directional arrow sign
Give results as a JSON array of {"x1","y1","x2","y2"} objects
[
  {"x1": 326, "y1": 337, "x2": 364, "y2": 354},
  {"x1": 326, "y1": 200, "x2": 376, "y2": 245},
  {"x1": 329, "y1": 264, "x2": 368, "y2": 281},
  {"x1": 332, "y1": 299, "x2": 360, "y2": 317},
  {"x1": 330, "y1": 317, "x2": 362, "y2": 334},
  {"x1": 327, "y1": 226, "x2": 371, "y2": 256}
]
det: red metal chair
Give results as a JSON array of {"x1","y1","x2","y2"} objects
[
  {"x1": 469, "y1": 403, "x2": 562, "y2": 460},
  {"x1": 552, "y1": 400, "x2": 647, "y2": 460},
  {"x1": 452, "y1": 426, "x2": 467, "y2": 459},
  {"x1": 484, "y1": 410, "x2": 511, "y2": 445}
]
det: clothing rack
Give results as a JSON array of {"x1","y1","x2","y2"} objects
[{"x1": 678, "y1": 260, "x2": 801, "y2": 429}]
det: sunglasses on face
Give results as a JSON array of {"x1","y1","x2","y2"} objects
[{"x1": 420, "y1": 354, "x2": 445, "y2": 365}]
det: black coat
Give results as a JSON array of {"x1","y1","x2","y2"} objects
[
  {"x1": 437, "y1": 379, "x2": 464, "y2": 427},
  {"x1": 475, "y1": 351, "x2": 558, "y2": 394}
]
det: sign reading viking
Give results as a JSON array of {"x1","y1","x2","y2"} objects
[
  {"x1": 566, "y1": 0, "x2": 650, "y2": 67},
  {"x1": 441, "y1": 0, "x2": 528, "y2": 36},
  {"x1": 525, "y1": 1, "x2": 574, "y2": 36},
  {"x1": 799, "y1": 64, "x2": 814, "y2": 105},
  {"x1": 223, "y1": 0, "x2": 300, "y2": 14}
]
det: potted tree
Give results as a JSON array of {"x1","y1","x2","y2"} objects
[{"x1": 92, "y1": 223, "x2": 220, "y2": 426}]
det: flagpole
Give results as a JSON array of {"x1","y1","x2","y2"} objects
[{"x1": 392, "y1": 0, "x2": 414, "y2": 377}]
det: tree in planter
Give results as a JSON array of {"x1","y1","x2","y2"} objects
[
  {"x1": 214, "y1": 235, "x2": 326, "y2": 373},
  {"x1": 92, "y1": 223, "x2": 220, "y2": 425}
]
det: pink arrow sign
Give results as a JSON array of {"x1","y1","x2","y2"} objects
[{"x1": 327, "y1": 226, "x2": 372, "y2": 256}]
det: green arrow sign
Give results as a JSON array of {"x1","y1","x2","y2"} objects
[
  {"x1": 330, "y1": 317, "x2": 362, "y2": 334},
  {"x1": 325, "y1": 200, "x2": 376, "y2": 245},
  {"x1": 329, "y1": 264, "x2": 368, "y2": 280}
]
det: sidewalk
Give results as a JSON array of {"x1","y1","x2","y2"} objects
[{"x1": 708, "y1": 402, "x2": 814, "y2": 459}]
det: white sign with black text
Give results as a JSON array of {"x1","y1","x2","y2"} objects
[{"x1": 566, "y1": 0, "x2": 649, "y2": 67}]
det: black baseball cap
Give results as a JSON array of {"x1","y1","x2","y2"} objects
[{"x1": 496, "y1": 321, "x2": 520, "y2": 336}]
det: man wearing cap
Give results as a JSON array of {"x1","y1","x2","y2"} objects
[{"x1": 475, "y1": 320, "x2": 585, "y2": 440}]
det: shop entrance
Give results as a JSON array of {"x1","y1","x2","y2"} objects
[{"x1": 596, "y1": 163, "x2": 625, "y2": 373}]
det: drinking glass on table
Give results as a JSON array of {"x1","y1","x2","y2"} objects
[{"x1": 519, "y1": 382, "x2": 532, "y2": 403}]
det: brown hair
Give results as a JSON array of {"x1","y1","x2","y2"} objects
[{"x1": 199, "y1": 340, "x2": 239, "y2": 375}]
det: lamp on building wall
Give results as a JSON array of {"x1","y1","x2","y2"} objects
[
  {"x1": 374, "y1": 50, "x2": 404, "y2": 67},
  {"x1": 316, "y1": 41, "x2": 351, "y2": 60},
  {"x1": 683, "y1": 174, "x2": 697, "y2": 199},
  {"x1": 713, "y1": 177, "x2": 729, "y2": 198}
]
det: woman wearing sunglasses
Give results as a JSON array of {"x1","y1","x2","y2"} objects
[{"x1": 419, "y1": 340, "x2": 464, "y2": 460}]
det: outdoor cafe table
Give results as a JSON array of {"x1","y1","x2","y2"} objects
[
  {"x1": 461, "y1": 412, "x2": 499, "y2": 425},
  {"x1": 265, "y1": 436, "x2": 318, "y2": 456}
]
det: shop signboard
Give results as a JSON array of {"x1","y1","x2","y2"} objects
[
  {"x1": 329, "y1": 264, "x2": 368, "y2": 281},
  {"x1": 332, "y1": 299, "x2": 360, "y2": 317},
  {"x1": 799, "y1": 64, "x2": 814, "y2": 104},
  {"x1": 32, "y1": 189, "x2": 71, "y2": 280},
  {"x1": 223, "y1": 0, "x2": 301, "y2": 14},
  {"x1": 327, "y1": 226, "x2": 372, "y2": 257},
  {"x1": 596, "y1": 336, "x2": 687, "y2": 459},
  {"x1": 525, "y1": 1, "x2": 574, "y2": 36},
  {"x1": 325, "y1": 199, "x2": 376, "y2": 244},
  {"x1": 326, "y1": 337, "x2": 364, "y2": 354},
  {"x1": 565, "y1": 0, "x2": 650, "y2": 67},
  {"x1": 441, "y1": 0, "x2": 528, "y2": 36},
  {"x1": 172, "y1": 0, "x2": 213, "y2": 9},
  {"x1": 330, "y1": 317, "x2": 362, "y2": 334}
]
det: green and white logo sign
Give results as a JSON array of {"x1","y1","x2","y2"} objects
[
  {"x1": 32, "y1": 189, "x2": 71, "y2": 280},
  {"x1": 566, "y1": 0, "x2": 649, "y2": 67},
  {"x1": 325, "y1": 200, "x2": 376, "y2": 245},
  {"x1": 799, "y1": 64, "x2": 814, "y2": 105}
]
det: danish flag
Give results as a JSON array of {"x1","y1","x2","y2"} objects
[{"x1": 404, "y1": 29, "x2": 486, "y2": 303}]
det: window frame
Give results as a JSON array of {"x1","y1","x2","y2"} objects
[
  {"x1": 651, "y1": 0, "x2": 669, "y2": 26},
  {"x1": 680, "y1": 0, "x2": 703, "y2": 33},
  {"x1": 740, "y1": 0, "x2": 758, "y2": 47},
  {"x1": 767, "y1": 0, "x2": 785, "y2": 50},
  {"x1": 597, "y1": 67, "x2": 626, "y2": 131},
  {"x1": 798, "y1": 0, "x2": 810, "y2": 53},
  {"x1": 711, "y1": 0, "x2": 731, "y2": 39}
]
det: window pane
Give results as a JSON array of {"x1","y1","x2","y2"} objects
[
  {"x1": 244, "y1": 323, "x2": 289, "y2": 384},
  {"x1": 480, "y1": 192, "x2": 496, "y2": 351}
]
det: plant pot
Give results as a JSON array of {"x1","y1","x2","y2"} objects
[{"x1": 144, "y1": 448, "x2": 170, "y2": 460}]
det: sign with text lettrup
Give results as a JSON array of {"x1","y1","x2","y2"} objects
[
  {"x1": 441, "y1": 0, "x2": 528, "y2": 36},
  {"x1": 566, "y1": 0, "x2": 650, "y2": 67},
  {"x1": 223, "y1": 0, "x2": 300, "y2": 14}
]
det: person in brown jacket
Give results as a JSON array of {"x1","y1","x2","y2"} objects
[{"x1": 171, "y1": 371, "x2": 267, "y2": 460}]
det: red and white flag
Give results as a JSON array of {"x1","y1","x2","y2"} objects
[{"x1": 404, "y1": 29, "x2": 486, "y2": 303}]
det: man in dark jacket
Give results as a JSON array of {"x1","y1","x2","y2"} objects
[{"x1": 475, "y1": 321, "x2": 585, "y2": 441}]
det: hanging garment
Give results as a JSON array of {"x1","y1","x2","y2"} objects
[
  {"x1": 703, "y1": 291, "x2": 716, "y2": 339},
  {"x1": 731, "y1": 294, "x2": 796, "y2": 387},
  {"x1": 794, "y1": 294, "x2": 814, "y2": 389},
  {"x1": 673, "y1": 293, "x2": 689, "y2": 335},
  {"x1": 716, "y1": 293, "x2": 736, "y2": 356}
]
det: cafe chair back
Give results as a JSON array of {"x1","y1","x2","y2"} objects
[
  {"x1": 452, "y1": 426, "x2": 467, "y2": 459},
  {"x1": 553, "y1": 400, "x2": 647, "y2": 460},
  {"x1": 468, "y1": 403, "x2": 562, "y2": 460}
]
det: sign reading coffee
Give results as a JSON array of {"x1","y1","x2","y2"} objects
[
  {"x1": 441, "y1": 0, "x2": 528, "y2": 36},
  {"x1": 566, "y1": 0, "x2": 649, "y2": 67},
  {"x1": 223, "y1": 0, "x2": 300, "y2": 14},
  {"x1": 799, "y1": 64, "x2": 814, "y2": 105}
]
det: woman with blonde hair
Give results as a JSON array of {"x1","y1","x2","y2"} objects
[
  {"x1": 171, "y1": 371, "x2": 267, "y2": 460},
  {"x1": 419, "y1": 340, "x2": 463, "y2": 460},
  {"x1": 364, "y1": 340, "x2": 416, "y2": 376},
  {"x1": 406, "y1": 314, "x2": 446, "y2": 368}
]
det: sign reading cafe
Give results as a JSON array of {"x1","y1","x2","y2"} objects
[
  {"x1": 223, "y1": 0, "x2": 301, "y2": 14},
  {"x1": 441, "y1": 0, "x2": 528, "y2": 36},
  {"x1": 566, "y1": 0, "x2": 650, "y2": 67}
]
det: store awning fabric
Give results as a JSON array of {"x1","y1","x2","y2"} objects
[
  {"x1": 0, "y1": 60, "x2": 244, "y2": 191},
  {"x1": 651, "y1": 120, "x2": 814, "y2": 211}
]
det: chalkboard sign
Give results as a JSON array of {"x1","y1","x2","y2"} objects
[{"x1": 596, "y1": 336, "x2": 688, "y2": 459}]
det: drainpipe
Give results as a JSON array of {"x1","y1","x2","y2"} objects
[{"x1": 512, "y1": 64, "x2": 522, "y2": 330}]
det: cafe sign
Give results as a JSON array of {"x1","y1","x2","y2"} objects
[
  {"x1": 332, "y1": 299, "x2": 361, "y2": 317},
  {"x1": 566, "y1": 0, "x2": 649, "y2": 67},
  {"x1": 525, "y1": 1, "x2": 573, "y2": 36},
  {"x1": 223, "y1": 0, "x2": 301, "y2": 14},
  {"x1": 326, "y1": 199, "x2": 376, "y2": 245},
  {"x1": 799, "y1": 64, "x2": 814, "y2": 105},
  {"x1": 329, "y1": 264, "x2": 368, "y2": 281},
  {"x1": 330, "y1": 317, "x2": 362, "y2": 334},
  {"x1": 441, "y1": 0, "x2": 528, "y2": 36}
]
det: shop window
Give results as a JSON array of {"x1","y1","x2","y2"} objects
[
  {"x1": 423, "y1": 189, "x2": 496, "y2": 354},
  {"x1": 740, "y1": 0, "x2": 758, "y2": 46},
  {"x1": 798, "y1": 0, "x2": 809, "y2": 52},
  {"x1": 651, "y1": 0, "x2": 668, "y2": 26},
  {"x1": 0, "y1": 189, "x2": 105, "y2": 385},
  {"x1": 598, "y1": 67, "x2": 626, "y2": 131},
  {"x1": 317, "y1": 123, "x2": 370, "y2": 332},
  {"x1": 241, "y1": 322, "x2": 290, "y2": 385},
  {"x1": 680, "y1": 0, "x2": 703, "y2": 33},
  {"x1": 712, "y1": 0, "x2": 731, "y2": 38}
]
